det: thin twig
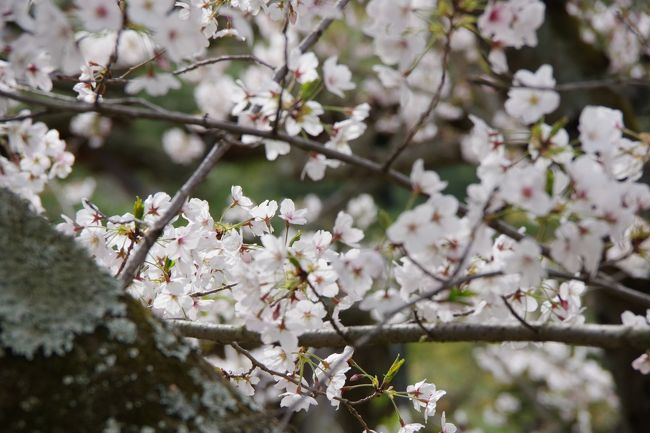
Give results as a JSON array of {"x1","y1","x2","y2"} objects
[
  {"x1": 272, "y1": 8, "x2": 291, "y2": 135},
  {"x1": 341, "y1": 400, "x2": 371, "y2": 432},
  {"x1": 501, "y1": 295, "x2": 538, "y2": 333},
  {"x1": 270, "y1": 0, "x2": 351, "y2": 85},
  {"x1": 190, "y1": 283, "x2": 237, "y2": 297},
  {"x1": 102, "y1": 96, "x2": 169, "y2": 113},
  {"x1": 381, "y1": 16, "x2": 454, "y2": 171},
  {"x1": 400, "y1": 247, "x2": 447, "y2": 283},
  {"x1": 173, "y1": 54, "x2": 275, "y2": 75},
  {"x1": 116, "y1": 51, "x2": 166, "y2": 80},
  {"x1": 412, "y1": 310, "x2": 436, "y2": 341},
  {"x1": 231, "y1": 341, "x2": 371, "y2": 429},
  {"x1": 0, "y1": 109, "x2": 51, "y2": 123},
  {"x1": 300, "y1": 266, "x2": 353, "y2": 345},
  {"x1": 94, "y1": 11, "x2": 127, "y2": 103}
]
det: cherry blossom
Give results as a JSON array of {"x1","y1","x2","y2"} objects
[
  {"x1": 500, "y1": 163, "x2": 553, "y2": 216},
  {"x1": 406, "y1": 380, "x2": 447, "y2": 421},
  {"x1": 75, "y1": 0, "x2": 122, "y2": 33},
  {"x1": 505, "y1": 65, "x2": 560, "y2": 124},
  {"x1": 279, "y1": 198, "x2": 308, "y2": 225},
  {"x1": 302, "y1": 152, "x2": 338, "y2": 181},
  {"x1": 314, "y1": 346, "x2": 354, "y2": 408},
  {"x1": 440, "y1": 412, "x2": 457, "y2": 433},
  {"x1": 323, "y1": 56, "x2": 355, "y2": 97},
  {"x1": 398, "y1": 423, "x2": 424, "y2": 433},
  {"x1": 150, "y1": 10, "x2": 207, "y2": 62},
  {"x1": 346, "y1": 194, "x2": 377, "y2": 229},
  {"x1": 284, "y1": 100, "x2": 324, "y2": 136},
  {"x1": 410, "y1": 159, "x2": 448, "y2": 196},
  {"x1": 332, "y1": 211, "x2": 364, "y2": 247},
  {"x1": 578, "y1": 106, "x2": 623, "y2": 154},
  {"x1": 2, "y1": 1, "x2": 650, "y2": 431},
  {"x1": 621, "y1": 310, "x2": 649, "y2": 328},
  {"x1": 504, "y1": 238, "x2": 544, "y2": 287},
  {"x1": 70, "y1": 113, "x2": 111, "y2": 149},
  {"x1": 128, "y1": 0, "x2": 171, "y2": 24},
  {"x1": 162, "y1": 128, "x2": 206, "y2": 165},
  {"x1": 288, "y1": 50, "x2": 319, "y2": 84},
  {"x1": 632, "y1": 353, "x2": 650, "y2": 375},
  {"x1": 479, "y1": 0, "x2": 546, "y2": 49},
  {"x1": 279, "y1": 379, "x2": 318, "y2": 412}
]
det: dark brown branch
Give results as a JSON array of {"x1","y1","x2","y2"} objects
[
  {"x1": 501, "y1": 295, "x2": 538, "y2": 333},
  {"x1": 190, "y1": 283, "x2": 238, "y2": 298},
  {"x1": 173, "y1": 55, "x2": 275, "y2": 75},
  {"x1": 0, "y1": 109, "x2": 52, "y2": 123}
]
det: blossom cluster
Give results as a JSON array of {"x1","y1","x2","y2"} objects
[
  {"x1": 1, "y1": 0, "x2": 650, "y2": 431},
  {"x1": 57, "y1": 185, "x2": 453, "y2": 430},
  {"x1": 567, "y1": 0, "x2": 650, "y2": 74},
  {"x1": 0, "y1": 113, "x2": 74, "y2": 210},
  {"x1": 475, "y1": 342, "x2": 617, "y2": 429}
]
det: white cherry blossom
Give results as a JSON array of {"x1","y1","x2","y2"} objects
[
  {"x1": 505, "y1": 65, "x2": 559, "y2": 124},
  {"x1": 288, "y1": 50, "x2": 319, "y2": 84},
  {"x1": 75, "y1": 0, "x2": 122, "y2": 32},
  {"x1": 578, "y1": 106, "x2": 623, "y2": 155},
  {"x1": 323, "y1": 56, "x2": 355, "y2": 97},
  {"x1": 504, "y1": 238, "x2": 544, "y2": 287},
  {"x1": 162, "y1": 128, "x2": 205, "y2": 165},
  {"x1": 279, "y1": 199, "x2": 308, "y2": 225}
]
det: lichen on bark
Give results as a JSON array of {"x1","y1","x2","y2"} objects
[{"x1": 0, "y1": 188, "x2": 269, "y2": 433}]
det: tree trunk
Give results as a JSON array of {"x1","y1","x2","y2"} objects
[
  {"x1": 594, "y1": 282, "x2": 650, "y2": 433},
  {"x1": 0, "y1": 188, "x2": 266, "y2": 433}
]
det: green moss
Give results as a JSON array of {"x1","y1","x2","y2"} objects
[
  {"x1": 0, "y1": 188, "x2": 269, "y2": 433},
  {"x1": 0, "y1": 187, "x2": 124, "y2": 358}
]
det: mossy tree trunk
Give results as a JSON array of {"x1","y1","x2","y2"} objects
[{"x1": 0, "y1": 188, "x2": 267, "y2": 433}]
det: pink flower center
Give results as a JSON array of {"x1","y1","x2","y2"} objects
[{"x1": 95, "y1": 6, "x2": 108, "y2": 18}]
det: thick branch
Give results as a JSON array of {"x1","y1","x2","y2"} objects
[{"x1": 170, "y1": 321, "x2": 650, "y2": 350}]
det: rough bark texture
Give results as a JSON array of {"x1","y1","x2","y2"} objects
[
  {"x1": 594, "y1": 283, "x2": 650, "y2": 433},
  {"x1": 0, "y1": 188, "x2": 268, "y2": 433}
]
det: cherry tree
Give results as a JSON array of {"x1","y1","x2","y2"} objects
[{"x1": 1, "y1": 1, "x2": 650, "y2": 432}]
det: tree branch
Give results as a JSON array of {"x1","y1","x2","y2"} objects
[
  {"x1": 469, "y1": 75, "x2": 650, "y2": 92},
  {"x1": 170, "y1": 321, "x2": 650, "y2": 350},
  {"x1": 119, "y1": 139, "x2": 232, "y2": 288}
]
